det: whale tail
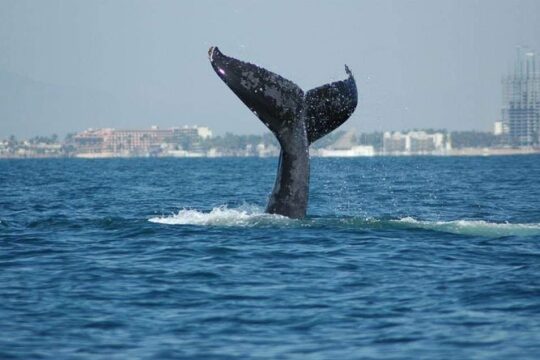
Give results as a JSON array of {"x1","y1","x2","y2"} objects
[
  {"x1": 208, "y1": 47, "x2": 357, "y2": 145},
  {"x1": 209, "y1": 47, "x2": 357, "y2": 218}
]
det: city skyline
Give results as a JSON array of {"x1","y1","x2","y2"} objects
[
  {"x1": 2, "y1": 1, "x2": 540, "y2": 139},
  {"x1": 3, "y1": 123, "x2": 537, "y2": 159}
]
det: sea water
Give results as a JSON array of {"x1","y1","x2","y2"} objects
[{"x1": 1, "y1": 156, "x2": 539, "y2": 359}]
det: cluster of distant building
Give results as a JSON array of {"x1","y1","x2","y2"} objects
[
  {"x1": 0, "y1": 138, "x2": 63, "y2": 158},
  {"x1": 1, "y1": 47, "x2": 539, "y2": 159},
  {"x1": 308, "y1": 130, "x2": 453, "y2": 157},
  {"x1": 382, "y1": 131, "x2": 447, "y2": 155},
  {"x1": 72, "y1": 126, "x2": 213, "y2": 158}
]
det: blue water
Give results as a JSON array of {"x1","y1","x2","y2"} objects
[{"x1": 1, "y1": 156, "x2": 540, "y2": 359}]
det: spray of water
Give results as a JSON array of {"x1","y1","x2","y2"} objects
[{"x1": 149, "y1": 205, "x2": 292, "y2": 227}]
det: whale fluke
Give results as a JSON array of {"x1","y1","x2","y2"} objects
[
  {"x1": 305, "y1": 66, "x2": 357, "y2": 144},
  {"x1": 209, "y1": 46, "x2": 358, "y2": 218}
]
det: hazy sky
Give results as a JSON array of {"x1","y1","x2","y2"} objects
[{"x1": 1, "y1": 0, "x2": 539, "y2": 138}]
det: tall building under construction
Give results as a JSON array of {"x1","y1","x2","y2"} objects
[{"x1": 502, "y1": 48, "x2": 540, "y2": 147}]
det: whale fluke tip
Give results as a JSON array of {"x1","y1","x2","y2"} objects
[{"x1": 208, "y1": 46, "x2": 219, "y2": 61}]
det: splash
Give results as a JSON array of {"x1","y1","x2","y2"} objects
[
  {"x1": 148, "y1": 205, "x2": 292, "y2": 227},
  {"x1": 393, "y1": 217, "x2": 540, "y2": 237},
  {"x1": 149, "y1": 206, "x2": 540, "y2": 237}
]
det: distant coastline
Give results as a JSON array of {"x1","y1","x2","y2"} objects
[{"x1": 1, "y1": 125, "x2": 539, "y2": 159}]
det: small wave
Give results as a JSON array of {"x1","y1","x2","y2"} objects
[
  {"x1": 148, "y1": 205, "x2": 292, "y2": 227},
  {"x1": 393, "y1": 217, "x2": 540, "y2": 237}
]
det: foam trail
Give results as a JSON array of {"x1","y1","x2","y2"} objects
[
  {"x1": 394, "y1": 217, "x2": 540, "y2": 237},
  {"x1": 149, "y1": 207, "x2": 540, "y2": 237},
  {"x1": 149, "y1": 205, "x2": 291, "y2": 227}
]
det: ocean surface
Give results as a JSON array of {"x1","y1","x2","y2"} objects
[{"x1": 1, "y1": 156, "x2": 540, "y2": 359}]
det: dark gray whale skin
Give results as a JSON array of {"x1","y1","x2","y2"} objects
[{"x1": 209, "y1": 47, "x2": 357, "y2": 219}]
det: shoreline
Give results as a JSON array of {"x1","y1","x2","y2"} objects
[{"x1": 1, "y1": 148, "x2": 540, "y2": 160}]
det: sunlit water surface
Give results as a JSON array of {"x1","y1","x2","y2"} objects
[{"x1": 1, "y1": 156, "x2": 540, "y2": 359}]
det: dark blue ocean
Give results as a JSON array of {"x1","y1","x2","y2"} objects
[{"x1": 1, "y1": 156, "x2": 540, "y2": 359}]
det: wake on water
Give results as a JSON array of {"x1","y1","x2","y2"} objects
[
  {"x1": 148, "y1": 205, "x2": 540, "y2": 238},
  {"x1": 393, "y1": 217, "x2": 540, "y2": 238}
]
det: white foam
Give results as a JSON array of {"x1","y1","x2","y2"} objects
[
  {"x1": 393, "y1": 217, "x2": 540, "y2": 237},
  {"x1": 148, "y1": 205, "x2": 292, "y2": 227},
  {"x1": 149, "y1": 206, "x2": 540, "y2": 237}
]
